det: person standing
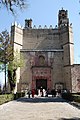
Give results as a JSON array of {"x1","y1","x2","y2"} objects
[
  {"x1": 27, "y1": 90, "x2": 31, "y2": 98},
  {"x1": 32, "y1": 89, "x2": 35, "y2": 98},
  {"x1": 51, "y1": 89, "x2": 56, "y2": 97},
  {"x1": 40, "y1": 87, "x2": 43, "y2": 97},
  {"x1": 43, "y1": 89, "x2": 46, "y2": 97}
]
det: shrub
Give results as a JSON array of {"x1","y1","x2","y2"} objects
[
  {"x1": 61, "y1": 92, "x2": 73, "y2": 101},
  {"x1": 0, "y1": 92, "x2": 25, "y2": 105},
  {"x1": 72, "y1": 94, "x2": 80, "y2": 103},
  {"x1": 14, "y1": 92, "x2": 25, "y2": 100},
  {"x1": 0, "y1": 94, "x2": 14, "y2": 105}
]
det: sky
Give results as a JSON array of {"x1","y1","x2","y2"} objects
[{"x1": 0, "y1": 0, "x2": 80, "y2": 85}]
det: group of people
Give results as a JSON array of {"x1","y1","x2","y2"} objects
[
  {"x1": 27, "y1": 88, "x2": 49, "y2": 98},
  {"x1": 27, "y1": 88, "x2": 70, "y2": 98},
  {"x1": 37, "y1": 88, "x2": 48, "y2": 97},
  {"x1": 51, "y1": 89, "x2": 61, "y2": 97},
  {"x1": 27, "y1": 87, "x2": 62, "y2": 98}
]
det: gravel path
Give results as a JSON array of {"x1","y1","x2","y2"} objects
[{"x1": 0, "y1": 97, "x2": 80, "y2": 120}]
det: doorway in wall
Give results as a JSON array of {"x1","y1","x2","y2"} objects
[{"x1": 36, "y1": 79, "x2": 47, "y2": 90}]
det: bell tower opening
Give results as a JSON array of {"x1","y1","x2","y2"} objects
[{"x1": 58, "y1": 8, "x2": 69, "y2": 28}]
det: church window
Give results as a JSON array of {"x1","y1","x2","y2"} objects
[{"x1": 39, "y1": 55, "x2": 45, "y2": 66}]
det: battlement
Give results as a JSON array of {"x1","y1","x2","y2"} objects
[
  {"x1": 11, "y1": 8, "x2": 73, "y2": 32},
  {"x1": 11, "y1": 22, "x2": 24, "y2": 29},
  {"x1": 11, "y1": 21, "x2": 58, "y2": 30},
  {"x1": 11, "y1": 21, "x2": 72, "y2": 31}
]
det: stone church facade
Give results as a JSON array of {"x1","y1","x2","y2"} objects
[{"x1": 11, "y1": 9, "x2": 80, "y2": 93}]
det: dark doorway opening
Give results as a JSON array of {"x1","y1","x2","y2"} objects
[{"x1": 36, "y1": 79, "x2": 47, "y2": 90}]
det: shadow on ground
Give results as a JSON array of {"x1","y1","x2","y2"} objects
[
  {"x1": 16, "y1": 97, "x2": 68, "y2": 103},
  {"x1": 69, "y1": 102, "x2": 80, "y2": 110},
  {"x1": 58, "y1": 117, "x2": 80, "y2": 120},
  {"x1": 46, "y1": 117, "x2": 80, "y2": 120}
]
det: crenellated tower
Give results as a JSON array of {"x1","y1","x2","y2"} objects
[
  {"x1": 11, "y1": 22, "x2": 23, "y2": 93},
  {"x1": 58, "y1": 9, "x2": 74, "y2": 90},
  {"x1": 58, "y1": 8, "x2": 69, "y2": 28},
  {"x1": 58, "y1": 9, "x2": 74, "y2": 66}
]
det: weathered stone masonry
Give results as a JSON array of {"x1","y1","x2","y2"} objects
[{"x1": 11, "y1": 9, "x2": 80, "y2": 93}]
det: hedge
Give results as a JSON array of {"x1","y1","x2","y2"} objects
[
  {"x1": 14, "y1": 92, "x2": 25, "y2": 100},
  {"x1": 61, "y1": 92, "x2": 73, "y2": 101},
  {"x1": 72, "y1": 94, "x2": 80, "y2": 103},
  {"x1": 0, "y1": 92, "x2": 25, "y2": 105},
  {"x1": 61, "y1": 93, "x2": 80, "y2": 103},
  {"x1": 0, "y1": 94, "x2": 14, "y2": 105}
]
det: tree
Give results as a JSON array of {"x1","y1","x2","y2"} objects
[
  {"x1": 0, "y1": 30, "x2": 13, "y2": 92},
  {"x1": 0, "y1": 30, "x2": 24, "y2": 92},
  {"x1": 0, "y1": 83, "x2": 2, "y2": 94},
  {"x1": 0, "y1": 30, "x2": 13, "y2": 69},
  {"x1": 8, "y1": 51, "x2": 24, "y2": 91},
  {"x1": 0, "y1": 0, "x2": 27, "y2": 14}
]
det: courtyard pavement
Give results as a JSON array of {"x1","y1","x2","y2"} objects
[{"x1": 0, "y1": 96, "x2": 80, "y2": 120}]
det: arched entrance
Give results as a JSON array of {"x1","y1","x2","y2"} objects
[
  {"x1": 36, "y1": 79, "x2": 47, "y2": 90},
  {"x1": 31, "y1": 67, "x2": 52, "y2": 90}
]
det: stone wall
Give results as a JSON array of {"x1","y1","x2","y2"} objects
[
  {"x1": 63, "y1": 66, "x2": 72, "y2": 90},
  {"x1": 71, "y1": 64, "x2": 80, "y2": 93},
  {"x1": 11, "y1": 25, "x2": 23, "y2": 93},
  {"x1": 52, "y1": 51, "x2": 64, "y2": 87},
  {"x1": 19, "y1": 51, "x2": 64, "y2": 91},
  {"x1": 10, "y1": 9, "x2": 75, "y2": 92},
  {"x1": 23, "y1": 29, "x2": 61, "y2": 50}
]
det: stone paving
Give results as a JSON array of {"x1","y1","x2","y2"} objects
[{"x1": 0, "y1": 97, "x2": 80, "y2": 120}]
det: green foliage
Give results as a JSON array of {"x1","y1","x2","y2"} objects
[
  {"x1": 14, "y1": 92, "x2": 25, "y2": 100},
  {"x1": 8, "y1": 51, "x2": 24, "y2": 72},
  {"x1": 0, "y1": 64, "x2": 5, "y2": 72},
  {"x1": 61, "y1": 92, "x2": 73, "y2": 101},
  {"x1": 0, "y1": 30, "x2": 24, "y2": 92},
  {"x1": 0, "y1": 93, "x2": 25, "y2": 105},
  {"x1": 0, "y1": 30, "x2": 11, "y2": 64},
  {"x1": 0, "y1": 94, "x2": 14, "y2": 105},
  {"x1": 8, "y1": 51, "x2": 25, "y2": 91},
  {"x1": 72, "y1": 94, "x2": 80, "y2": 103},
  {"x1": 0, "y1": 84, "x2": 1, "y2": 94},
  {"x1": 0, "y1": 30, "x2": 9, "y2": 50}
]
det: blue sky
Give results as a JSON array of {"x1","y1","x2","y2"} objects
[{"x1": 0, "y1": 0, "x2": 80, "y2": 85}]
